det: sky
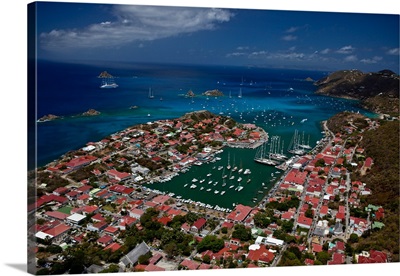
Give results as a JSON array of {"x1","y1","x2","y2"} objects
[{"x1": 33, "y1": 1, "x2": 400, "y2": 72}]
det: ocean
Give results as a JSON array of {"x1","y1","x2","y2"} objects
[{"x1": 33, "y1": 60, "x2": 374, "y2": 208}]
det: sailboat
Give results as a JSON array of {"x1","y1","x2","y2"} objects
[
  {"x1": 148, "y1": 87, "x2": 154, "y2": 99},
  {"x1": 269, "y1": 136, "x2": 288, "y2": 161},
  {"x1": 254, "y1": 141, "x2": 279, "y2": 166},
  {"x1": 238, "y1": 88, "x2": 242, "y2": 98},
  {"x1": 227, "y1": 152, "x2": 231, "y2": 170},
  {"x1": 287, "y1": 129, "x2": 306, "y2": 155}
]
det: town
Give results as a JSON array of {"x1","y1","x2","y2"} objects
[{"x1": 28, "y1": 110, "x2": 393, "y2": 274}]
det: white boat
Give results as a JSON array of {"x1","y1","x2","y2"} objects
[
  {"x1": 200, "y1": 187, "x2": 204, "y2": 190},
  {"x1": 200, "y1": 179, "x2": 205, "y2": 183},
  {"x1": 244, "y1": 169, "x2": 251, "y2": 175},
  {"x1": 190, "y1": 184, "x2": 197, "y2": 189},
  {"x1": 237, "y1": 177, "x2": 242, "y2": 182},
  {"x1": 206, "y1": 188, "x2": 211, "y2": 192},
  {"x1": 208, "y1": 181, "x2": 213, "y2": 184},
  {"x1": 230, "y1": 176, "x2": 235, "y2": 180},
  {"x1": 148, "y1": 87, "x2": 154, "y2": 99},
  {"x1": 229, "y1": 185, "x2": 235, "y2": 189},
  {"x1": 100, "y1": 82, "x2": 118, "y2": 89},
  {"x1": 218, "y1": 166, "x2": 223, "y2": 170},
  {"x1": 222, "y1": 175, "x2": 227, "y2": 179},
  {"x1": 220, "y1": 191, "x2": 226, "y2": 195},
  {"x1": 214, "y1": 190, "x2": 219, "y2": 194},
  {"x1": 192, "y1": 178, "x2": 198, "y2": 182},
  {"x1": 207, "y1": 173, "x2": 212, "y2": 177},
  {"x1": 184, "y1": 184, "x2": 188, "y2": 187},
  {"x1": 237, "y1": 186, "x2": 244, "y2": 191},
  {"x1": 247, "y1": 178, "x2": 251, "y2": 183},
  {"x1": 238, "y1": 168, "x2": 243, "y2": 174}
]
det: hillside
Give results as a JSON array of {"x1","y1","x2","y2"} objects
[{"x1": 314, "y1": 69, "x2": 399, "y2": 114}]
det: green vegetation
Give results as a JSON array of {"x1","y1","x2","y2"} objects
[{"x1": 197, "y1": 235, "x2": 224, "y2": 253}]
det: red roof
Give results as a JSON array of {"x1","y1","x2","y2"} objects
[
  {"x1": 97, "y1": 234, "x2": 113, "y2": 245},
  {"x1": 297, "y1": 215, "x2": 312, "y2": 227},
  {"x1": 158, "y1": 216, "x2": 172, "y2": 226},
  {"x1": 312, "y1": 243, "x2": 323, "y2": 253},
  {"x1": 43, "y1": 223, "x2": 71, "y2": 237},
  {"x1": 65, "y1": 155, "x2": 97, "y2": 168},
  {"x1": 180, "y1": 259, "x2": 200, "y2": 270},
  {"x1": 104, "y1": 226, "x2": 119, "y2": 234},
  {"x1": 247, "y1": 245, "x2": 275, "y2": 263},
  {"x1": 152, "y1": 195, "x2": 171, "y2": 204},
  {"x1": 145, "y1": 264, "x2": 165, "y2": 272},
  {"x1": 328, "y1": 253, "x2": 345, "y2": 265},
  {"x1": 45, "y1": 211, "x2": 69, "y2": 220},
  {"x1": 192, "y1": 218, "x2": 207, "y2": 230},
  {"x1": 226, "y1": 204, "x2": 252, "y2": 222}
]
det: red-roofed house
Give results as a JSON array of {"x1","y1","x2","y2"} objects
[
  {"x1": 297, "y1": 215, "x2": 312, "y2": 229},
  {"x1": 312, "y1": 243, "x2": 323, "y2": 253},
  {"x1": 357, "y1": 250, "x2": 387, "y2": 264},
  {"x1": 180, "y1": 259, "x2": 200, "y2": 270},
  {"x1": 129, "y1": 208, "x2": 145, "y2": 220},
  {"x1": 104, "y1": 226, "x2": 119, "y2": 236},
  {"x1": 39, "y1": 223, "x2": 71, "y2": 244},
  {"x1": 247, "y1": 245, "x2": 275, "y2": 264},
  {"x1": 328, "y1": 253, "x2": 345, "y2": 265},
  {"x1": 145, "y1": 264, "x2": 165, "y2": 272},
  {"x1": 191, "y1": 218, "x2": 207, "y2": 233},
  {"x1": 104, "y1": 242, "x2": 121, "y2": 252},
  {"x1": 65, "y1": 155, "x2": 97, "y2": 170},
  {"x1": 97, "y1": 235, "x2": 113, "y2": 247},
  {"x1": 107, "y1": 169, "x2": 132, "y2": 182},
  {"x1": 227, "y1": 204, "x2": 252, "y2": 222}
]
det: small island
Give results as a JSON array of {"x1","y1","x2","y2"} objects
[
  {"x1": 37, "y1": 114, "x2": 61, "y2": 122},
  {"x1": 81, "y1": 109, "x2": 101, "y2": 116},
  {"x1": 203, "y1": 89, "x2": 224, "y2": 97},
  {"x1": 186, "y1": 89, "x2": 195, "y2": 97}
]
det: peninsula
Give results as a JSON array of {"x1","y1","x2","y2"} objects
[{"x1": 314, "y1": 69, "x2": 399, "y2": 115}]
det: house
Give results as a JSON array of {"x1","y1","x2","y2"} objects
[
  {"x1": 356, "y1": 250, "x2": 388, "y2": 263},
  {"x1": 226, "y1": 204, "x2": 252, "y2": 222},
  {"x1": 66, "y1": 213, "x2": 86, "y2": 225},
  {"x1": 180, "y1": 259, "x2": 200, "y2": 270},
  {"x1": 247, "y1": 244, "x2": 275, "y2": 264},
  {"x1": 107, "y1": 169, "x2": 132, "y2": 182},
  {"x1": 129, "y1": 208, "x2": 145, "y2": 220},
  {"x1": 328, "y1": 253, "x2": 345, "y2": 265},
  {"x1": 35, "y1": 223, "x2": 71, "y2": 245},
  {"x1": 297, "y1": 215, "x2": 312, "y2": 229},
  {"x1": 104, "y1": 242, "x2": 122, "y2": 253},
  {"x1": 119, "y1": 241, "x2": 151, "y2": 269},
  {"x1": 191, "y1": 218, "x2": 207, "y2": 233},
  {"x1": 97, "y1": 234, "x2": 113, "y2": 247}
]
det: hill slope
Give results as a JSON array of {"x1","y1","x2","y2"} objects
[{"x1": 315, "y1": 69, "x2": 399, "y2": 114}]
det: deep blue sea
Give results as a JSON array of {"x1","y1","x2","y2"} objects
[
  {"x1": 32, "y1": 60, "x2": 376, "y2": 208},
  {"x1": 33, "y1": 60, "x2": 374, "y2": 170}
]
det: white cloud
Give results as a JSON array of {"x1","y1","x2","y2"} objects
[
  {"x1": 237, "y1": 46, "x2": 250, "y2": 50},
  {"x1": 386, "y1": 48, "x2": 399, "y2": 55},
  {"x1": 360, "y1": 56, "x2": 383, "y2": 64},
  {"x1": 286, "y1": 26, "x2": 299, "y2": 33},
  {"x1": 282, "y1": 35, "x2": 297, "y2": 41},
  {"x1": 40, "y1": 5, "x2": 234, "y2": 51},
  {"x1": 337, "y1": 45, "x2": 355, "y2": 54},
  {"x1": 320, "y1": 48, "x2": 331, "y2": 54},
  {"x1": 344, "y1": 55, "x2": 358, "y2": 62}
]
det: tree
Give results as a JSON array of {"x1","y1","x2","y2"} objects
[
  {"x1": 349, "y1": 233, "x2": 359, "y2": 243},
  {"x1": 316, "y1": 251, "x2": 330, "y2": 265},
  {"x1": 221, "y1": 227, "x2": 228, "y2": 234},
  {"x1": 197, "y1": 235, "x2": 224, "y2": 253},
  {"x1": 232, "y1": 224, "x2": 252, "y2": 241},
  {"x1": 202, "y1": 254, "x2": 211, "y2": 264},
  {"x1": 253, "y1": 212, "x2": 270, "y2": 228}
]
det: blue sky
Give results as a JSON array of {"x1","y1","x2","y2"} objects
[{"x1": 35, "y1": 1, "x2": 399, "y2": 72}]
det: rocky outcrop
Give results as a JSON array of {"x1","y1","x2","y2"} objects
[
  {"x1": 81, "y1": 109, "x2": 101, "y2": 116},
  {"x1": 203, "y1": 89, "x2": 224, "y2": 97},
  {"x1": 37, "y1": 114, "x2": 61, "y2": 122}
]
